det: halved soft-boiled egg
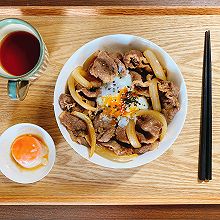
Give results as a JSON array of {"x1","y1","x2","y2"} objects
[
  {"x1": 97, "y1": 72, "x2": 148, "y2": 126},
  {"x1": 11, "y1": 134, "x2": 48, "y2": 169}
]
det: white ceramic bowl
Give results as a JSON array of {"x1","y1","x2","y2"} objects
[
  {"x1": 54, "y1": 34, "x2": 187, "y2": 169},
  {"x1": 0, "y1": 123, "x2": 56, "y2": 183}
]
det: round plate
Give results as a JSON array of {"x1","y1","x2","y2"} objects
[
  {"x1": 54, "y1": 34, "x2": 188, "y2": 169},
  {"x1": 0, "y1": 123, "x2": 56, "y2": 184}
]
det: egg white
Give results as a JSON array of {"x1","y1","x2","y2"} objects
[
  {"x1": 99, "y1": 71, "x2": 132, "y2": 97},
  {"x1": 97, "y1": 72, "x2": 149, "y2": 123}
]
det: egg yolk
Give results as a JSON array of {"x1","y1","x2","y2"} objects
[{"x1": 11, "y1": 135, "x2": 42, "y2": 167}]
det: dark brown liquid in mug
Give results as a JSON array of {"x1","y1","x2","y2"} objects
[{"x1": 0, "y1": 31, "x2": 40, "y2": 76}]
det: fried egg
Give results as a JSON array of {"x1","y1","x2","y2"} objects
[
  {"x1": 97, "y1": 72, "x2": 148, "y2": 125},
  {"x1": 11, "y1": 134, "x2": 48, "y2": 169}
]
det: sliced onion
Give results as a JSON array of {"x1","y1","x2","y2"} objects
[
  {"x1": 143, "y1": 50, "x2": 166, "y2": 81},
  {"x1": 83, "y1": 51, "x2": 98, "y2": 71},
  {"x1": 72, "y1": 111, "x2": 96, "y2": 157},
  {"x1": 135, "y1": 109, "x2": 167, "y2": 140},
  {"x1": 71, "y1": 66, "x2": 92, "y2": 88},
  {"x1": 126, "y1": 119, "x2": 142, "y2": 149},
  {"x1": 85, "y1": 137, "x2": 138, "y2": 162},
  {"x1": 149, "y1": 78, "x2": 161, "y2": 112},
  {"x1": 68, "y1": 73, "x2": 96, "y2": 111},
  {"x1": 95, "y1": 144, "x2": 138, "y2": 162}
]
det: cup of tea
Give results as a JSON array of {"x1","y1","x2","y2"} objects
[{"x1": 0, "y1": 18, "x2": 48, "y2": 100}]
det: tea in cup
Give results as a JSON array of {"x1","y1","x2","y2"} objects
[{"x1": 0, "y1": 18, "x2": 48, "y2": 100}]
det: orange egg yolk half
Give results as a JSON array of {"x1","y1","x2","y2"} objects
[{"x1": 11, "y1": 135, "x2": 42, "y2": 167}]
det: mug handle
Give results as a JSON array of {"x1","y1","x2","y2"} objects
[{"x1": 7, "y1": 80, "x2": 30, "y2": 101}]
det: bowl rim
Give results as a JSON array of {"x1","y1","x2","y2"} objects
[{"x1": 54, "y1": 34, "x2": 188, "y2": 169}]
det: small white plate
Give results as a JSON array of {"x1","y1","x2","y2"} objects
[
  {"x1": 0, "y1": 123, "x2": 56, "y2": 184},
  {"x1": 54, "y1": 34, "x2": 188, "y2": 169}
]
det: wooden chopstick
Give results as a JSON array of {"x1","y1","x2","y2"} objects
[{"x1": 198, "y1": 30, "x2": 212, "y2": 181}]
